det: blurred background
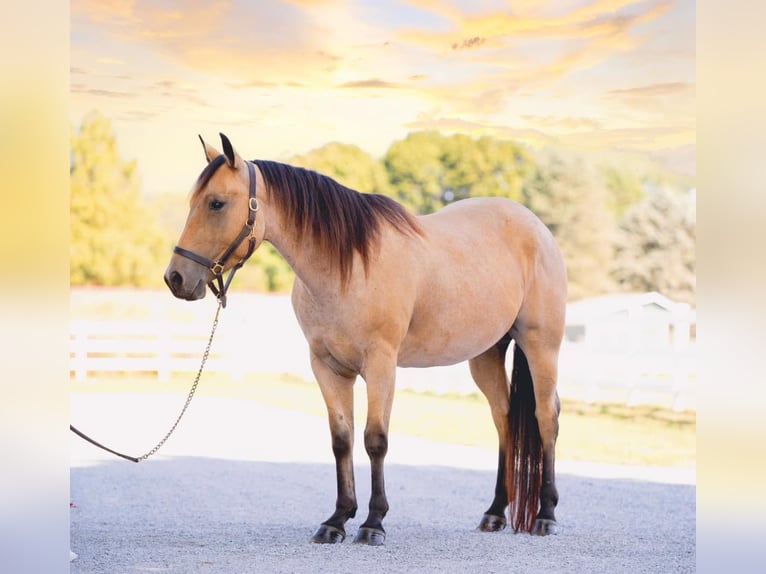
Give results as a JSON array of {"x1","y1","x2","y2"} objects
[{"x1": 70, "y1": 0, "x2": 695, "y2": 472}]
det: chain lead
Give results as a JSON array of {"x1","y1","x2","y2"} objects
[{"x1": 137, "y1": 299, "x2": 223, "y2": 461}]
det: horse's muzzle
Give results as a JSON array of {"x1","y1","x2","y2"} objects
[{"x1": 164, "y1": 268, "x2": 207, "y2": 301}]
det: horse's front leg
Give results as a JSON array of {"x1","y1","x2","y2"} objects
[
  {"x1": 354, "y1": 351, "x2": 397, "y2": 546},
  {"x1": 310, "y1": 354, "x2": 358, "y2": 544}
]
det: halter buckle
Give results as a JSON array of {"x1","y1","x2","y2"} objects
[{"x1": 249, "y1": 197, "x2": 259, "y2": 212}]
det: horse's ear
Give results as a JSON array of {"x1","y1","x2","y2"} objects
[
  {"x1": 199, "y1": 135, "x2": 220, "y2": 164},
  {"x1": 220, "y1": 132, "x2": 239, "y2": 169}
]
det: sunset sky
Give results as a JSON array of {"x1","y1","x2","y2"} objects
[{"x1": 71, "y1": 0, "x2": 695, "y2": 196}]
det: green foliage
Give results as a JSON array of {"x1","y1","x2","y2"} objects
[
  {"x1": 612, "y1": 186, "x2": 696, "y2": 304},
  {"x1": 70, "y1": 112, "x2": 170, "y2": 287},
  {"x1": 230, "y1": 244, "x2": 294, "y2": 292},
  {"x1": 384, "y1": 131, "x2": 533, "y2": 214},
  {"x1": 69, "y1": 114, "x2": 695, "y2": 304},
  {"x1": 290, "y1": 142, "x2": 394, "y2": 198},
  {"x1": 602, "y1": 166, "x2": 644, "y2": 216}
]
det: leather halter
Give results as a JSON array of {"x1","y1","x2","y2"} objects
[{"x1": 173, "y1": 160, "x2": 259, "y2": 308}]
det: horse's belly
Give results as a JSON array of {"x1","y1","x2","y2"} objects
[
  {"x1": 397, "y1": 341, "x2": 495, "y2": 368},
  {"x1": 396, "y1": 312, "x2": 512, "y2": 368}
]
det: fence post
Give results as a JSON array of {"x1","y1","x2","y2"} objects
[
  {"x1": 71, "y1": 321, "x2": 88, "y2": 382},
  {"x1": 157, "y1": 320, "x2": 171, "y2": 383}
]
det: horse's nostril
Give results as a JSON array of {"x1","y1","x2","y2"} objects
[{"x1": 168, "y1": 270, "x2": 183, "y2": 292}]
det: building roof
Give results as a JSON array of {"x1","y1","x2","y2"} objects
[{"x1": 566, "y1": 292, "x2": 695, "y2": 324}]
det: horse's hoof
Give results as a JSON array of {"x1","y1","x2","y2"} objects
[
  {"x1": 353, "y1": 526, "x2": 386, "y2": 546},
  {"x1": 311, "y1": 524, "x2": 346, "y2": 544},
  {"x1": 478, "y1": 513, "x2": 507, "y2": 532},
  {"x1": 531, "y1": 518, "x2": 558, "y2": 536}
]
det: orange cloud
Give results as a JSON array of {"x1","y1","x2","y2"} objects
[
  {"x1": 608, "y1": 82, "x2": 695, "y2": 97},
  {"x1": 70, "y1": 0, "x2": 694, "y2": 169},
  {"x1": 399, "y1": 0, "x2": 672, "y2": 61},
  {"x1": 605, "y1": 81, "x2": 696, "y2": 125},
  {"x1": 339, "y1": 79, "x2": 401, "y2": 89}
]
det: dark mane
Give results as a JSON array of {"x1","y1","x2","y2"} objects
[{"x1": 253, "y1": 160, "x2": 422, "y2": 284}]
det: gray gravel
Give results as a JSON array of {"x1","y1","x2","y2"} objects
[{"x1": 70, "y1": 393, "x2": 695, "y2": 573}]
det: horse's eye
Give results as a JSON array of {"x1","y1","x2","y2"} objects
[{"x1": 209, "y1": 199, "x2": 225, "y2": 211}]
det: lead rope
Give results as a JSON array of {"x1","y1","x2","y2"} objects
[{"x1": 70, "y1": 298, "x2": 223, "y2": 463}]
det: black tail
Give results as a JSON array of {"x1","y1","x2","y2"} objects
[{"x1": 504, "y1": 343, "x2": 543, "y2": 532}]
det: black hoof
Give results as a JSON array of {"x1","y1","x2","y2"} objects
[
  {"x1": 311, "y1": 524, "x2": 346, "y2": 544},
  {"x1": 531, "y1": 518, "x2": 558, "y2": 536},
  {"x1": 478, "y1": 513, "x2": 507, "y2": 532},
  {"x1": 353, "y1": 526, "x2": 385, "y2": 546}
]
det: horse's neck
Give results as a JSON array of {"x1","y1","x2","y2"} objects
[{"x1": 262, "y1": 203, "x2": 342, "y2": 298}]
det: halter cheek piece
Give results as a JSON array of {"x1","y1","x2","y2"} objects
[{"x1": 172, "y1": 160, "x2": 259, "y2": 308}]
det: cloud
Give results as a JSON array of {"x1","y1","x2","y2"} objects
[
  {"x1": 70, "y1": 0, "x2": 694, "y2": 164},
  {"x1": 398, "y1": 0, "x2": 673, "y2": 91},
  {"x1": 451, "y1": 36, "x2": 486, "y2": 51},
  {"x1": 605, "y1": 81, "x2": 696, "y2": 124},
  {"x1": 555, "y1": 125, "x2": 695, "y2": 153},
  {"x1": 150, "y1": 80, "x2": 209, "y2": 107},
  {"x1": 379, "y1": 0, "x2": 678, "y2": 127},
  {"x1": 280, "y1": 0, "x2": 338, "y2": 5},
  {"x1": 119, "y1": 109, "x2": 159, "y2": 121},
  {"x1": 339, "y1": 79, "x2": 401, "y2": 89},
  {"x1": 522, "y1": 115, "x2": 604, "y2": 131},
  {"x1": 226, "y1": 80, "x2": 280, "y2": 89},
  {"x1": 608, "y1": 82, "x2": 695, "y2": 97},
  {"x1": 72, "y1": 0, "x2": 336, "y2": 86},
  {"x1": 70, "y1": 85, "x2": 136, "y2": 99},
  {"x1": 71, "y1": 0, "x2": 140, "y2": 25},
  {"x1": 399, "y1": 0, "x2": 672, "y2": 48},
  {"x1": 404, "y1": 116, "x2": 489, "y2": 132}
]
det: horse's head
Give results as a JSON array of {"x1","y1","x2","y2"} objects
[{"x1": 164, "y1": 133, "x2": 264, "y2": 302}]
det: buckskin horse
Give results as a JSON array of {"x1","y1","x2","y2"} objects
[{"x1": 164, "y1": 133, "x2": 567, "y2": 545}]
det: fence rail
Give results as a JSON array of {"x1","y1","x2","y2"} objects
[
  {"x1": 70, "y1": 317, "x2": 695, "y2": 411},
  {"x1": 69, "y1": 319, "x2": 232, "y2": 382},
  {"x1": 70, "y1": 289, "x2": 696, "y2": 410}
]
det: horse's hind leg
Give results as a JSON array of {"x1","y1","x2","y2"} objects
[
  {"x1": 514, "y1": 333, "x2": 561, "y2": 536},
  {"x1": 469, "y1": 336, "x2": 512, "y2": 532}
]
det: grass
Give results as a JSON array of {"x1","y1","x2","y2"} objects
[{"x1": 71, "y1": 372, "x2": 695, "y2": 468}]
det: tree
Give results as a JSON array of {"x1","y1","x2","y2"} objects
[
  {"x1": 602, "y1": 165, "x2": 644, "y2": 217},
  {"x1": 70, "y1": 112, "x2": 169, "y2": 287},
  {"x1": 383, "y1": 131, "x2": 533, "y2": 214},
  {"x1": 522, "y1": 152, "x2": 617, "y2": 300},
  {"x1": 383, "y1": 131, "x2": 447, "y2": 213},
  {"x1": 229, "y1": 244, "x2": 294, "y2": 293},
  {"x1": 290, "y1": 143, "x2": 394, "y2": 197},
  {"x1": 611, "y1": 186, "x2": 696, "y2": 304}
]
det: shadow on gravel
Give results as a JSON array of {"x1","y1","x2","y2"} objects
[{"x1": 71, "y1": 457, "x2": 695, "y2": 574}]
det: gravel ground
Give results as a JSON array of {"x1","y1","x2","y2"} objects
[{"x1": 70, "y1": 393, "x2": 695, "y2": 573}]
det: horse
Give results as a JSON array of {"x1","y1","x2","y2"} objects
[{"x1": 164, "y1": 133, "x2": 567, "y2": 545}]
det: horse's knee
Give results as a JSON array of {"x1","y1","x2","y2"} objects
[
  {"x1": 331, "y1": 427, "x2": 353, "y2": 459},
  {"x1": 364, "y1": 430, "x2": 388, "y2": 459}
]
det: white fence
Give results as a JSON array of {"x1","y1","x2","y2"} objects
[{"x1": 70, "y1": 289, "x2": 696, "y2": 410}]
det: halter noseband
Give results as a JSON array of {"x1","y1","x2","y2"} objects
[{"x1": 173, "y1": 160, "x2": 259, "y2": 308}]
